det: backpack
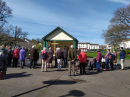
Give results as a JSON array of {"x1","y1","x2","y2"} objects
[
  {"x1": 108, "y1": 54, "x2": 112, "y2": 60},
  {"x1": 42, "y1": 51, "x2": 47, "y2": 59},
  {"x1": 57, "y1": 50, "x2": 63, "y2": 59}
]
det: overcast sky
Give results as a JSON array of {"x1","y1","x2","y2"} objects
[{"x1": 4, "y1": 0, "x2": 130, "y2": 45}]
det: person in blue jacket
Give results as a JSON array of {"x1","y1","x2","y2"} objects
[{"x1": 119, "y1": 47, "x2": 126, "y2": 70}]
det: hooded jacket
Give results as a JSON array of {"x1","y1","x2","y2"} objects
[
  {"x1": 19, "y1": 49, "x2": 26, "y2": 60},
  {"x1": 12, "y1": 48, "x2": 19, "y2": 58}
]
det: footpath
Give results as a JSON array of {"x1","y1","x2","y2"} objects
[{"x1": 0, "y1": 58, "x2": 130, "y2": 97}]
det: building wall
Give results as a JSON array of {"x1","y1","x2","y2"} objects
[
  {"x1": 46, "y1": 29, "x2": 73, "y2": 40},
  {"x1": 78, "y1": 43, "x2": 99, "y2": 51},
  {"x1": 120, "y1": 41, "x2": 130, "y2": 48}
]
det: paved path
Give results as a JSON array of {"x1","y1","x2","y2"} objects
[{"x1": 0, "y1": 58, "x2": 130, "y2": 97}]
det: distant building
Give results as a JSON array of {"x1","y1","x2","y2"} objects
[
  {"x1": 78, "y1": 42, "x2": 100, "y2": 51},
  {"x1": 106, "y1": 44, "x2": 112, "y2": 49},
  {"x1": 100, "y1": 45, "x2": 106, "y2": 49},
  {"x1": 120, "y1": 40, "x2": 130, "y2": 49}
]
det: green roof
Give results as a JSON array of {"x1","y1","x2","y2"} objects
[{"x1": 42, "y1": 26, "x2": 78, "y2": 42}]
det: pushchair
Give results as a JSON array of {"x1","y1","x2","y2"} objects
[
  {"x1": 89, "y1": 57, "x2": 97, "y2": 70},
  {"x1": 101, "y1": 55, "x2": 106, "y2": 69}
]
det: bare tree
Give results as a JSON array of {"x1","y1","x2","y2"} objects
[
  {"x1": 0, "y1": 25, "x2": 28, "y2": 46},
  {"x1": 110, "y1": 4, "x2": 130, "y2": 32},
  {"x1": 102, "y1": 24, "x2": 128, "y2": 49},
  {"x1": 0, "y1": 0, "x2": 12, "y2": 27},
  {"x1": 102, "y1": 4, "x2": 130, "y2": 49}
]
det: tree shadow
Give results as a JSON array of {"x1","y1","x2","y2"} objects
[
  {"x1": 5, "y1": 72, "x2": 32, "y2": 79},
  {"x1": 60, "y1": 90, "x2": 85, "y2": 97},
  {"x1": 43, "y1": 80, "x2": 77, "y2": 85},
  {"x1": 12, "y1": 80, "x2": 77, "y2": 97}
]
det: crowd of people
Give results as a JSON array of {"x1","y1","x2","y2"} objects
[
  {"x1": 40, "y1": 45, "x2": 126, "y2": 76},
  {"x1": 0, "y1": 44, "x2": 126, "y2": 79},
  {"x1": 0, "y1": 45, "x2": 28, "y2": 79}
]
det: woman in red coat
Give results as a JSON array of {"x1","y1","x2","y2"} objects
[
  {"x1": 77, "y1": 50, "x2": 87, "y2": 74},
  {"x1": 12, "y1": 48, "x2": 19, "y2": 67}
]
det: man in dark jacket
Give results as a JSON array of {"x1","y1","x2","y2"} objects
[
  {"x1": 8, "y1": 47, "x2": 13, "y2": 66},
  {"x1": 0, "y1": 52, "x2": 7, "y2": 79},
  {"x1": 119, "y1": 47, "x2": 126, "y2": 70},
  {"x1": 29, "y1": 45, "x2": 36, "y2": 69},
  {"x1": 67, "y1": 45, "x2": 77, "y2": 76},
  {"x1": 64, "y1": 47, "x2": 69, "y2": 67}
]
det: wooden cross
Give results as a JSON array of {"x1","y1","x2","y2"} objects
[{"x1": 51, "y1": 41, "x2": 59, "y2": 54}]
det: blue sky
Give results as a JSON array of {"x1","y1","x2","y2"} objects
[{"x1": 4, "y1": 0, "x2": 130, "y2": 45}]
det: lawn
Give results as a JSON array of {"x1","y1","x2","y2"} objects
[{"x1": 86, "y1": 52, "x2": 130, "y2": 60}]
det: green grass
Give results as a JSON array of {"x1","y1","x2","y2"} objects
[{"x1": 86, "y1": 52, "x2": 130, "y2": 60}]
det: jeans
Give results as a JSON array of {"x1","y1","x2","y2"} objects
[
  {"x1": 64, "y1": 58, "x2": 68, "y2": 66},
  {"x1": 96, "y1": 60, "x2": 101, "y2": 71},
  {"x1": 105, "y1": 59, "x2": 109, "y2": 69},
  {"x1": 29, "y1": 59, "x2": 35, "y2": 68},
  {"x1": 20, "y1": 60, "x2": 25, "y2": 67}
]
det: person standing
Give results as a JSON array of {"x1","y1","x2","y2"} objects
[
  {"x1": 41, "y1": 47, "x2": 48, "y2": 72},
  {"x1": 47, "y1": 47, "x2": 53, "y2": 68},
  {"x1": 77, "y1": 50, "x2": 87, "y2": 74},
  {"x1": 62, "y1": 48, "x2": 65, "y2": 66},
  {"x1": 119, "y1": 47, "x2": 126, "y2": 70},
  {"x1": 113, "y1": 51, "x2": 117, "y2": 65},
  {"x1": 55, "y1": 46, "x2": 59, "y2": 68},
  {"x1": 0, "y1": 52, "x2": 7, "y2": 79},
  {"x1": 48, "y1": 44, "x2": 52, "y2": 49},
  {"x1": 35, "y1": 49, "x2": 39, "y2": 66},
  {"x1": 12, "y1": 47, "x2": 19, "y2": 67},
  {"x1": 104, "y1": 49, "x2": 111, "y2": 70},
  {"x1": 19, "y1": 46, "x2": 26, "y2": 68},
  {"x1": 96, "y1": 49, "x2": 102, "y2": 72},
  {"x1": 0, "y1": 45, "x2": 8, "y2": 63},
  {"x1": 68, "y1": 45, "x2": 77, "y2": 76},
  {"x1": 64, "y1": 47, "x2": 69, "y2": 67},
  {"x1": 7, "y1": 47, "x2": 13, "y2": 66},
  {"x1": 56, "y1": 48, "x2": 63, "y2": 70},
  {"x1": 29, "y1": 45, "x2": 36, "y2": 69},
  {"x1": 77, "y1": 48, "x2": 81, "y2": 55}
]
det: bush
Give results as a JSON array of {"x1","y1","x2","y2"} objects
[{"x1": 124, "y1": 49, "x2": 130, "y2": 54}]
